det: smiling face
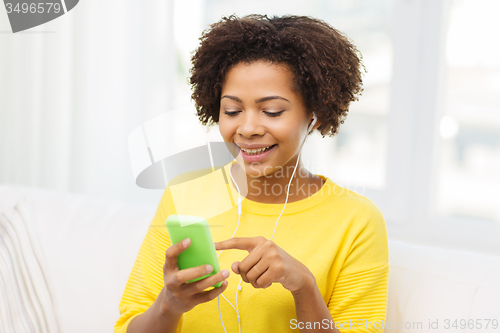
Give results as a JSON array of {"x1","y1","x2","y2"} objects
[{"x1": 219, "y1": 61, "x2": 314, "y2": 178}]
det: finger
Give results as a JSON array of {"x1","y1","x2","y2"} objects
[
  {"x1": 237, "y1": 247, "x2": 264, "y2": 284},
  {"x1": 255, "y1": 269, "x2": 273, "y2": 289},
  {"x1": 231, "y1": 262, "x2": 240, "y2": 274},
  {"x1": 184, "y1": 269, "x2": 231, "y2": 296},
  {"x1": 165, "y1": 238, "x2": 191, "y2": 271},
  {"x1": 246, "y1": 260, "x2": 269, "y2": 288},
  {"x1": 192, "y1": 280, "x2": 229, "y2": 304},
  {"x1": 174, "y1": 264, "x2": 215, "y2": 285},
  {"x1": 215, "y1": 236, "x2": 263, "y2": 252}
]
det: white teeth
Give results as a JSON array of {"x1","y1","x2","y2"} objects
[{"x1": 240, "y1": 145, "x2": 274, "y2": 155}]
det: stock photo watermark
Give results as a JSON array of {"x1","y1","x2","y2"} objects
[
  {"x1": 127, "y1": 110, "x2": 372, "y2": 198},
  {"x1": 290, "y1": 318, "x2": 499, "y2": 330},
  {"x1": 244, "y1": 163, "x2": 367, "y2": 198},
  {"x1": 3, "y1": 0, "x2": 80, "y2": 33}
]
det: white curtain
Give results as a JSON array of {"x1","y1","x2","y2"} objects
[{"x1": 0, "y1": 0, "x2": 176, "y2": 204}]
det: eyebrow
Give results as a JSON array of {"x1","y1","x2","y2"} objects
[{"x1": 221, "y1": 95, "x2": 290, "y2": 103}]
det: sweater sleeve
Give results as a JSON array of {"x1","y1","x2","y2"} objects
[
  {"x1": 114, "y1": 187, "x2": 182, "y2": 333},
  {"x1": 328, "y1": 263, "x2": 390, "y2": 333},
  {"x1": 328, "y1": 199, "x2": 391, "y2": 333}
]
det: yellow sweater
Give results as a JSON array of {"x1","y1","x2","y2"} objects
[{"x1": 115, "y1": 161, "x2": 390, "y2": 333}]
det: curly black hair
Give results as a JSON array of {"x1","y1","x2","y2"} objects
[{"x1": 189, "y1": 14, "x2": 365, "y2": 137}]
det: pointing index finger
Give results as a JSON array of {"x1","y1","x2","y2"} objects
[{"x1": 215, "y1": 237, "x2": 259, "y2": 252}]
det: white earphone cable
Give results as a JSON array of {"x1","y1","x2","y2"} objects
[{"x1": 217, "y1": 115, "x2": 315, "y2": 332}]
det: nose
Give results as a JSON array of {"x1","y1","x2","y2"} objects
[{"x1": 236, "y1": 111, "x2": 265, "y2": 138}]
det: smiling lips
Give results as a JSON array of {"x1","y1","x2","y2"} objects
[
  {"x1": 238, "y1": 144, "x2": 276, "y2": 155},
  {"x1": 237, "y1": 144, "x2": 278, "y2": 162}
]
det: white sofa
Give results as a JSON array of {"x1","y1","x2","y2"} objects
[{"x1": 1, "y1": 184, "x2": 499, "y2": 333}]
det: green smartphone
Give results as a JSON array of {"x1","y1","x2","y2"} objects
[{"x1": 165, "y1": 215, "x2": 222, "y2": 288}]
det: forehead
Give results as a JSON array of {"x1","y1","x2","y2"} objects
[{"x1": 221, "y1": 61, "x2": 297, "y2": 97}]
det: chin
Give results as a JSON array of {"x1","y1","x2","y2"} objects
[{"x1": 246, "y1": 163, "x2": 280, "y2": 178}]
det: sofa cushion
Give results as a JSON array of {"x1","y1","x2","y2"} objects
[
  {"x1": 387, "y1": 239, "x2": 500, "y2": 332},
  {"x1": 0, "y1": 184, "x2": 157, "y2": 333},
  {"x1": 0, "y1": 198, "x2": 60, "y2": 333}
]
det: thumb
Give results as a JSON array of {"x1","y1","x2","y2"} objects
[{"x1": 231, "y1": 261, "x2": 240, "y2": 274}]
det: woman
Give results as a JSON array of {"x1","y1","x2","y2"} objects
[{"x1": 115, "y1": 14, "x2": 389, "y2": 333}]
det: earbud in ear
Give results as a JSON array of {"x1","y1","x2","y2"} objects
[{"x1": 307, "y1": 112, "x2": 318, "y2": 132}]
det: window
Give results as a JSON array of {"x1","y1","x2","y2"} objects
[{"x1": 436, "y1": 0, "x2": 500, "y2": 223}]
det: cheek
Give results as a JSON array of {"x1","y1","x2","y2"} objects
[
  {"x1": 218, "y1": 118, "x2": 233, "y2": 141},
  {"x1": 272, "y1": 125, "x2": 301, "y2": 147}
]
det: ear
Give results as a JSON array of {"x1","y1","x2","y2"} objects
[
  {"x1": 308, "y1": 112, "x2": 320, "y2": 132},
  {"x1": 308, "y1": 121, "x2": 321, "y2": 134},
  {"x1": 311, "y1": 120, "x2": 321, "y2": 131}
]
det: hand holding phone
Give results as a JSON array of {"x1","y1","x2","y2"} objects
[
  {"x1": 161, "y1": 215, "x2": 230, "y2": 315},
  {"x1": 166, "y1": 215, "x2": 223, "y2": 287}
]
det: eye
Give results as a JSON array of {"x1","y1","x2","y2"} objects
[
  {"x1": 264, "y1": 111, "x2": 284, "y2": 117},
  {"x1": 224, "y1": 111, "x2": 240, "y2": 116}
]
